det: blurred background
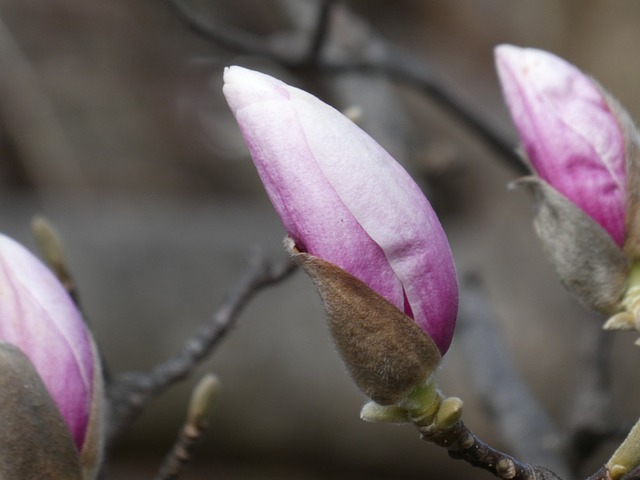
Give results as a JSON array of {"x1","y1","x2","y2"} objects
[{"x1": 1, "y1": 1, "x2": 640, "y2": 478}]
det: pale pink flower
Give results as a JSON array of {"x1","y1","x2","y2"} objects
[
  {"x1": 223, "y1": 66, "x2": 458, "y2": 353},
  {"x1": 0, "y1": 234, "x2": 97, "y2": 451},
  {"x1": 495, "y1": 44, "x2": 626, "y2": 246}
]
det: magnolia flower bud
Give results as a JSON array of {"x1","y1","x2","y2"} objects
[
  {"x1": 223, "y1": 66, "x2": 458, "y2": 401},
  {"x1": 0, "y1": 234, "x2": 104, "y2": 478},
  {"x1": 495, "y1": 45, "x2": 640, "y2": 339},
  {"x1": 495, "y1": 44, "x2": 627, "y2": 246}
]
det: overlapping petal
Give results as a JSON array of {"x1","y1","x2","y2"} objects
[
  {"x1": 495, "y1": 44, "x2": 626, "y2": 246},
  {"x1": 0, "y1": 234, "x2": 94, "y2": 450},
  {"x1": 224, "y1": 66, "x2": 458, "y2": 352}
]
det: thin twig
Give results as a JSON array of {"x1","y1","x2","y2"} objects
[
  {"x1": 456, "y1": 273, "x2": 571, "y2": 478},
  {"x1": 154, "y1": 374, "x2": 220, "y2": 480},
  {"x1": 417, "y1": 419, "x2": 563, "y2": 480},
  {"x1": 586, "y1": 465, "x2": 640, "y2": 480},
  {"x1": 322, "y1": 52, "x2": 528, "y2": 176},
  {"x1": 443, "y1": 279, "x2": 637, "y2": 480},
  {"x1": 166, "y1": 0, "x2": 526, "y2": 176},
  {"x1": 304, "y1": 0, "x2": 338, "y2": 66},
  {"x1": 365, "y1": 382, "x2": 564, "y2": 478},
  {"x1": 166, "y1": 0, "x2": 337, "y2": 67},
  {"x1": 166, "y1": 0, "x2": 283, "y2": 61},
  {"x1": 105, "y1": 252, "x2": 296, "y2": 446},
  {"x1": 0, "y1": 16, "x2": 87, "y2": 191}
]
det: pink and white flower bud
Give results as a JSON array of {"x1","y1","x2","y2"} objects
[
  {"x1": 0, "y1": 234, "x2": 103, "y2": 473},
  {"x1": 223, "y1": 66, "x2": 458, "y2": 354},
  {"x1": 495, "y1": 44, "x2": 626, "y2": 246},
  {"x1": 494, "y1": 45, "x2": 640, "y2": 341}
]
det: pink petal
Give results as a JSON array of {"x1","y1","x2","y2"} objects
[
  {"x1": 495, "y1": 44, "x2": 626, "y2": 246},
  {"x1": 0, "y1": 234, "x2": 93, "y2": 450},
  {"x1": 224, "y1": 66, "x2": 458, "y2": 353}
]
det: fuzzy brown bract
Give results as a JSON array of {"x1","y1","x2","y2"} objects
[
  {"x1": 519, "y1": 177, "x2": 629, "y2": 314},
  {"x1": 286, "y1": 238, "x2": 442, "y2": 405},
  {"x1": 0, "y1": 343, "x2": 83, "y2": 479}
]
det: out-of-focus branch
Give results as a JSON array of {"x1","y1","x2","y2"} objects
[
  {"x1": 166, "y1": 0, "x2": 284, "y2": 61},
  {"x1": 166, "y1": 0, "x2": 527, "y2": 176},
  {"x1": 565, "y1": 328, "x2": 620, "y2": 470},
  {"x1": 105, "y1": 252, "x2": 296, "y2": 446},
  {"x1": 302, "y1": 0, "x2": 337, "y2": 66},
  {"x1": 455, "y1": 276, "x2": 639, "y2": 480},
  {"x1": 456, "y1": 274, "x2": 572, "y2": 479},
  {"x1": 325, "y1": 50, "x2": 527, "y2": 177},
  {"x1": 166, "y1": 0, "x2": 337, "y2": 67},
  {"x1": 0, "y1": 16, "x2": 87, "y2": 191},
  {"x1": 416, "y1": 276, "x2": 639, "y2": 480}
]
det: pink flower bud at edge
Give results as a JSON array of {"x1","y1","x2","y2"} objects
[
  {"x1": 0, "y1": 234, "x2": 99, "y2": 454},
  {"x1": 495, "y1": 44, "x2": 627, "y2": 246}
]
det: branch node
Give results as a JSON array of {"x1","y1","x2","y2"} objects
[{"x1": 497, "y1": 458, "x2": 517, "y2": 479}]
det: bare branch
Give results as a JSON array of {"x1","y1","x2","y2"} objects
[
  {"x1": 166, "y1": 0, "x2": 337, "y2": 67},
  {"x1": 323, "y1": 52, "x2": 527, "y2": 176},
  {"x1": 418, "y1": 419, "x2": 563, "y2": 480},
  {"x1": 456, "y1": 274, "x2": 572, "y2": 478},
  {"x1": 390, "y1": 382, "x2": 563, "y2": 479},
  {"x1": 105, "y1": 252, "x2": 296, "y2": 446},
  {"x1": 154, "y1": 374, "x2": 220, "y2": 480},
  {"x1": 444, "y1": 278, "x2": 637, "y2": 480},
  {"x1": 587, "y1": 465, "x2": 640, "y2": 480},
  {"x1": 0, "y1": 16, "x2": 87, "y2": 191},
  {"x1": 165, "y1": 0, "x2": 526, "y2": 176},
  {"x1": 166, "y1": 0, "x2": 285, "y2": 62},
  {"x1": 304, "y1": 0, "x2": 338, "y2": 66}
]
